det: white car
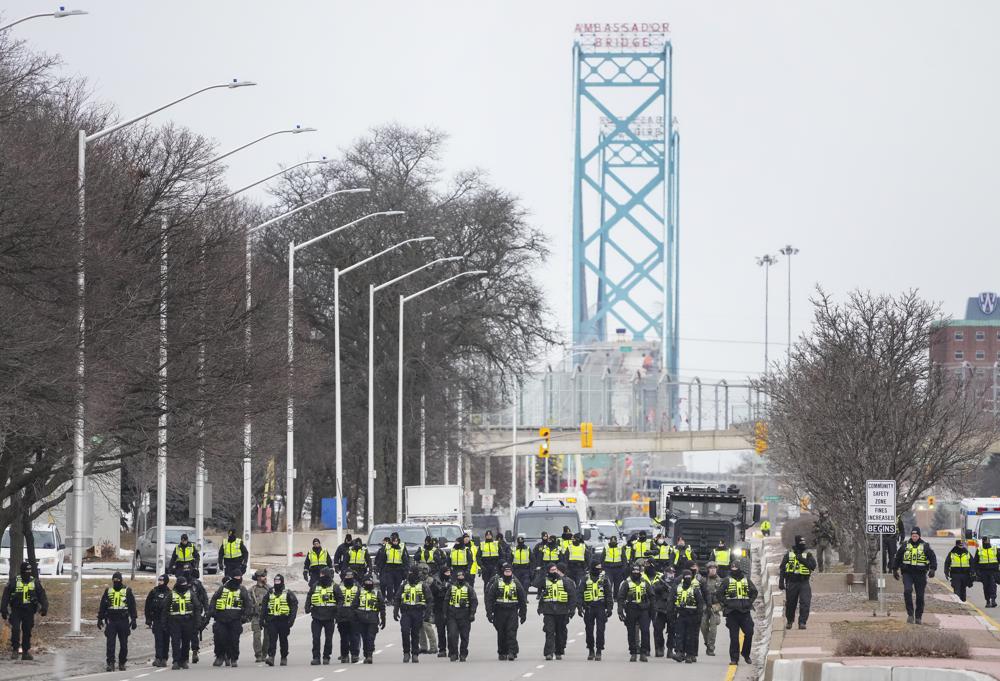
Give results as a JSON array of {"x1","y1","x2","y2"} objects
[{"x1": 0, "y1": 524, "x2": 66, "y2": 576}]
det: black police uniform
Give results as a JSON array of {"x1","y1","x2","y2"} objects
[
  {"x1": 974, "y1": 540, "x2": 1000, "y2": 607},
  {"x1": 167, "y1": 541, "x2": 199, "y2": 578},
  {"x1": 394, "y1": 574, "x2": 433, "y2": 661},
  {"x1": 538, "y1": 573, "x2": 576, "y2": 659},
  {"x1": 603, "y1": 542, "x2": 627, "y2": 593},
  {"x1": 1, "y1": 568, "x2": 48, "y2": 661},
  {"x1": 219, "y1": 533, "x2": 249, "y2": 578},
  {"x1": 445, "y1": 578, "x2": 478, "y2": 661},
  {"x1": 144, "y1": 576, "x2": 172, "y2": 666},
  {"x1": 672, "y1": 577, "x2": 704, "y2": 663},
  {"x1": 578, "y1": 569, "x2": 613, "y2": 659},
  {"x1": 430, "y1": 572, "x2": 452, "y2": 656},
  {"x1": 208, "y1": 579, "x2": 252, "y2": 666},
  {"x1": 376, "y1": 541, "x2": 411, "y2": 603},
  {"x1": 304, "y1": 545, "x2": 334, "y2": 586},
  {"x1": 945, "y1": 543, "x2": 974, "y2": 602},
  {"x1": 334, "y1": 578, "x2": 362, "y2": 662},
  {"x1": 510, "y1": 542, "x2": 533, "y2": 590},
  {"x1": 646, "y1": 568, "x2": 672, "y2": 657},
  {"x1": 187, "y1": 570, "x2": 209, "y2": 663},
  {"x1": 305, "y1": 575, "x2": 338, "y2": 664},
  {"x1": 485, "y1": 573, "x2": 527, "y2": 660},
  {"x1": 779, "y1": 542, "x2": 817, "y2": 628},
  {"x1": 892, "y1": 530, "x2": 938, "y2": 624},
  {"x1": 163, "y1": 581, "x2": 202, "y2": 669},
  {"x1": 97, "y1": 576, "x2": 137, "y2": 670},
  {"x1": 260, "y1": 580, "x2": 298, "y2": 664},
  {"x1": 616, "y1": 572, "x2": 652, "y2": 660},
  {"x1": 718, "y1": 570, "x2": 758, "y2": 665},
  {"x1": 354, "y1": 583, "x2": 386, "y2": 663}
]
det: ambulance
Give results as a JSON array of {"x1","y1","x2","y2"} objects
[{"x1": 960, "y1": 497, "x2": 1000, "y2": 548}]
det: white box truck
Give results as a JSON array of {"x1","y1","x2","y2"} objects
[
  {"x1": 960, "y1": 497, "x2": 1000, "y2": 549},
  {"x1": 405, "y1": 485, "x2": 464, "y2": 525}
]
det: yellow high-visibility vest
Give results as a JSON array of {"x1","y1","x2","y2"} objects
[
  {"x1": 215, "y1": 588, "x2": 242, "y2": 611},
  {"x1": 174, "y1": 545, "x2": 194, "y2": 562},
  {"x1": 512, "y1": 548, "x2": 531, "y2": 565},
  {"x1": 785, "y1": 551, "x2": 812, "y2": 575},
  {"x1": 951, "y1": 552, "x2": 971, "y2": 569},
  {"x1": 268, "y1": 592, "x2": 290, "y2": 616},
  {"x1": 170, "y1": 591, "x2": 192, "y2": 615},
  {"x1": 108, "y1": 588, "x2": 127, "y2": 610},
  {"x1": 675, "y1": 585, "x2": 698, "y2": 609},
  {"x1": 582, "y1": 577, "x2": 605, "y2": 602},
  {"x1": 567, "y1": 543, "x2": 587, "y2": 563},
  {"x1": 726, "y1": 577, "x2": 749, "y2": 599},
  {"x1": 359, "y1": 590, "x2": 380, "y2": 611},
  {"x1": 497, "y1": 582, "x2": 519, "y2": 603},
  {"x1": 222, "y1": 538, "x2": 243, "y2": 560},
  {"x1": 605, "y1": 546, "x2": 623, "y2": 564},
  {"x1": 979, "y1": 547, "x2": 999, "y2": 565},
  {"x1": 480, "y1": 541, "x2": 499, "y2": 558},
  {"x1": 401, "y1": 584, "x2": 425, "y2": 606},
  {"x1": 308, "y1": 549, "x2": 330, "y2": 567},
  {"x1": 449, "y1": 585, "x2": 470, "y2": 608},
  {"x1": 543, "y1": 580, "x2": 568, "y2": 603},
  {"x1": 311, "y1": 586, "x2": 335, "y2": 607},
  {"x1": 902, "y1": 543, "x2": 928, "y2": 567},
  {"x1": 714, "y1": 548, "x2": 731, "y2": 567}
]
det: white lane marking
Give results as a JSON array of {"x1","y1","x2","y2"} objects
[
  {"x1": 523, "y1": 674, "x2": 534, "y2": 678},
  {"x1": 568, "y1": 638, "x2": 576, "y2": 643},
  {"x1": 312, "y1": 677, "x2": 325, "y2": 681},
  {"x1": 385, "y1": 643, "x2": 394, "y2": 647},
  {"x1": 374, "y1": 649, "x2": 383, "y2": 655},
  {"x1": 536, "y1": 664, "x2": 545, "y2": 669},
  {"x1": 335, "y1": 668, "x2": 347, "y2": 673},
  {"x1": 136, "y1": 676, "x2": 150, "y2": 679}
]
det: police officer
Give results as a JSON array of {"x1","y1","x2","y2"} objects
[
  {"x1": 304, "y1": 538, "x2": 333, "y2": 586},
  {"x1": 892, "y1": 527, "x2": 937, "y2": 624},
  {"x1": 510, "y1": 535, "x2": 532, "y2": 590},
  {"x1": 578, "y1": 561, "x2": 613, "y2": 661},
  {"x1": 249, "y1": 569, "x2": 270, "y2": 662},
  {"x1": 449, "y1": 536, "x2": 474, "y2": 580},
  {"x1": 341, "y1": 536, "x2": 371, "y2": 577},
  {"x1": 538, "y1": 563, "x2": 576, "y2": 660},
  {"x1": 814, "y1": 511, "x2": 837, "y2": 573},
  {"x1": 559, "y1": 526, "x2": 574, "y2": 551},
  {"x1": 333, "y1": 534, "x2": 354, "y2": 572},
  {"x1": 144, "y1": 574, "x2": 171, "y2": 667},
  {"x1": 718, "y1": 563, "x2": 757, "y2": 666},
  {"x1": 650, "y1": 536, "x2": 673, "y2": 574},
  {"x1": 617, "y1": 563, "x2": 651, "y2": 662},
  {"x1": 394, "y1": 566, "x2": 432, "y2": 663},
  {"x1": 760, "y1": 519, "x2": 771, "y2": 537},
  {"x1": 604, "y1": 535, "x2": 626, "y2": 592},
  {"x1": 486, "y1": 563, "x2": 527, "y2": 661},
  {"x1": 356, "y1": 574, "x2": 386, "y2": 664},
  {"x1": 672, "y1": 537, "x2": 694, "y2": 571},
  {"x1": 536, "y1": 534, "x2": 565, "y2": 588},
  {"x1": 464, "y1": 534, "x2": 481, "y2": 588},
  {"x1": 220, "y1": 528, "x2": 248, "y2": 578},
  {"x1": 713, "y1": 541, "x2": 732, "y2": 579},
  {"x1": 565, "y1": 533, "x2": 591, "y2": 583},
  {"x1": 306, "y1": 567, "x2": 337, "y2": 665},
  {"x1": 335, "y1": 569, "x2": 361, "y2": 663},
  {"x1": 431, "y1": 566, "x2": 453, "y2": 657},
  {"x1": 627, "y1": 531, "x2": 652, "y2": 566},
  {"x1": 478, "y1": 531, "x2": 504, "y2": 584},
  {"x1": 779, "y1": 535, "x2": 816, "y2": 630},
  {"x1": 701, "y1": 561, "x2": 723, "y2": 656},
  {"x1": 164, "y1": 575, "x2": 201, "y2": 670},
  {"x1": 945, "y1": 539, "x2": 974, "y2": 602},
  {"x1": 261, "y1": 573, "x2": 298, "y2": 666},
  {"x1": 1, "y1": 561, "x2": 47, "y2": 661},
  {"x1": 208, "y1": 572, "x2": 251, "y2": 667},
  {"x1": 974, "y1": 537, "x2": 999, "y2": 607},
  {"x1": 187, "y1": 568, "x2": 208, "y2": 664},
  {"x1": 97, "y1": 571, "x2": 137, "y2": 671},
  {"x1": 168, "y1": 534, "x2": 199, "y2": 577},
  {"x1": 376, "y1": 533, "x2": 410, "y2": 602},
  {"x1": 645, "y1": 560, "x2": 671, "y2": 658},
  {"x1": 445, "y1": 570, "x2": 477, "y2": 661},
  {"x1": 672, "y1": 569, "x2": 703, "y2": 664},
  {"x1": 415, "y1": 536, "x2": 445, "y2": 575}
]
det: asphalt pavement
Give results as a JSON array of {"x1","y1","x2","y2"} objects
[
  {"x1": 68, "y1": 586, "x2": 739, "y2": 681},
  {"x1": 927, "y1": 536, "x2": 995, "y2": 616}
]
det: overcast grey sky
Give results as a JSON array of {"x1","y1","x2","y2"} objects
[{"x1": 6, "y1": 1, "x2": 1000, "y2": 387}]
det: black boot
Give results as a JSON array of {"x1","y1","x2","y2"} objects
[
  {"x1": 629, "y1": 653, "x2": 637, "y2": 662},
  {"x1": 595, "y1": 650, "x2": 602, "y2": 661},
  {"x1": 404, "y1": 653, "x2": 411, "y2": 663},
  {"x1": 118, "y1": 662, "x2": 126, "y2": 671},
  {"x1": 106, "y1": 663, "x2": 113, "y2": 672},
  {"x1": 587, "y1": 649, "x2": 595, "y2": 660},
  {"x1": 655, "y1": 647, "x2": 664, "y2": 658},
  {"x1": 213, "y1": 657, "x2": 224, "y2": 667},
  {"x1": 312, "y1": 658, "x2": 320, "y2": 665}
]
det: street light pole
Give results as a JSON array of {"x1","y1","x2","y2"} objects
[
  {"x1": 396, "y1": 271, "x2": 487, "y2": 521},
  {"x1": 755, "y1": 254, "x2": 778, "y2": 375},
  {"x1": 333, "y1": 236, "x2": 434, "y2": 545},
  {"x1": 71, "y1": 79, "x2": 255, "y2": 635},
  {"x1": 779, "y1": 245, "x2": 799, "y2": 372},
  {"x1": 0, "y1": 6, "x2": 87, "y2": 31},
  {"x1": 285, "y1": 210, "x2": 403, "y2": 564},
  {"x1": 367, "y1": 257, "x2": 463, "y2": 530}
]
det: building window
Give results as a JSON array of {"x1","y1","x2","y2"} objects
[
  {"x1": 977, "y1": 351, "x2": 986, "y2": 360},
  {"x1": 955, "y1": 331, "x2": 965, "y2": 341},
  {"x1": 977, "y1": 331, "x2": 986, "y2": 341},
  {"x1": 955, "y1": 351, "x2": 965, "y2": 360}
]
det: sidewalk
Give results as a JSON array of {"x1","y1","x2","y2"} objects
[{"x1": 761, "y1": 538, "x2": 1000, "y2": 680}]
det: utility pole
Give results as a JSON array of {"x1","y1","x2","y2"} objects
[
  {"x1": 756, "y1": 254, "x2": 779, "y2": 374},
  {"x1": 779, "y1": 245, "x2": 799, "y2": 371}
]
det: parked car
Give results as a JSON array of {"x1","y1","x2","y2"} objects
[
  {"x1": 592, "y1": 520, "x2": 622, "y2": 541},
  {"x1": 0, "y1": 524, "x2": 66, "y2": 576},
  {"x1": 367, "y1": 524, "x2": 430, "y2": 560},
  {"x1": 135, "y1": 526, "x2": 219, "y2": 574}
]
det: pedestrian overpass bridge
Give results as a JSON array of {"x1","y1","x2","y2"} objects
[{"x1": 468, "y1": 427, "x2": 752, "y2": 457}]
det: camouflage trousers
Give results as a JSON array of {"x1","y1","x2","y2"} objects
[{"x1": 700, "y1": 608, "x2": 720, "y2": 654}]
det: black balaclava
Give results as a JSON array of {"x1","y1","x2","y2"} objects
[
  {"x1": 609, "y1": 536, "x2": 618, "y2": 547},
  {"x1": 228, "y1": 528, "x2": 237, "y2": 541},
  {"x1": 425, "y1": 536, "x2": 434, "y2": 549},
  {"x1": 362, "y1": 577, "x2": 375, "y2": 591},
  {"x1": 344, "y1": 534, "x2": 353, "y2": 545},
  {"x1": 441, "y1": 568, "x2": 452, "y2": 583},
  {"x1": 158, "y1": 574, "x2": 170, "y2": 590},
  {"x1": 730, "y1": 565, "x2": 743, "y2": 579},
  {"x1": 644, "y1": 563, "x2": 657, "y2": 577},
  {"x1": 562, "y1": 526, "x2": 572, "y2": 540},
  {"x1": 343, "y1": 570, "x2": 355, "y2": 587},
  {"x1": 502, "y1": 567, "x2": 513, "y2": 583},
  {"x1": 112, "y1": 571, "x2": 123, "y2": 589},
  {"x1": 228, "y1": 574, "x2": 243, "y2": 590},
  {"x1": 548, "y1": 567, "x2": 559, "y2": 581},
  {"x1": 455, "y1": 571, "x2": 466, "y2": 585},
  {"x1": 630, "y1": 568, "x2": 642, "y2": 582},
  {"x1": 175, "y1": 576, "x2": 189, "y2": 592},
  {"x1": 638, "y1": 531, "x2": 647, "y2": 542},
  {"x1": 407, "y1": 568, "x2": 420, "y2": 585},
  {"x1": 272, "y1": 574, "x2": 284, "y2": 594},
  {"x1": 517, "y1": 536, "x2": 526, "y2": 547},
  {"x1": 681, "y1": 569, "x2": 693, "y2": 588},
  {"x1": 548, "y1": 535, "x2": 559, "y2": 548},
  {"x1": 573, "y1": 533, "x2": 583, "y2": 545},
  {"x1": 589, "y1": 564, "x2": 602, "y2": 579},
  {"x1": 985, "y1": 537, "x2": 993, "y2": 549},
  {"x1": 319, "y1": 568, "x2": 333, "y2": 587}
]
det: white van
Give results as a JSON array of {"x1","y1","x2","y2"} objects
[
  {"x1": 0, "y1": 524, "x2": 66, "y2": 575},
  {"x1": 960, "y1": 497, "x2": 1000, "y2": 549}
]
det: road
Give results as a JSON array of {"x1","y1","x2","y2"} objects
[
  {"x1": 69, "y1": 586, "x2": 740, "y2": 681},
  {"x1": 927, "y1": 536, "x2": 996, "y2": 617}
]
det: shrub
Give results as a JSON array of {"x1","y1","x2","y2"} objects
[
  {"x1": 835, "y1": 628, "x2": 969, "y2": 658},
  {"x1": 99, "y1": 541, "x2": 117, "y2": 560}
]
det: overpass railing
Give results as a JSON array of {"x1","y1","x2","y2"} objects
[{"x1": 470, "y1": 369, "x2": 765, "y2": 433}]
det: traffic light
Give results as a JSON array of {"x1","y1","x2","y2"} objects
[
  {"x1": 754, "y1": 420, "x2": 768, "y2": 455},
  {"x1": 538, "y1": 427, "x2": 550, "y2": 458},
  {"x1": 928, "y1": 496, "x2": 935, "y2": 509},
  {"x1": 580, "y1": 422, "x2": 594, "y2": 448}
]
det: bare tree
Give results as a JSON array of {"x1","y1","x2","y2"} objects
[{"x1": 754, "y1": 289, "x2": 1000, "y2": 599}]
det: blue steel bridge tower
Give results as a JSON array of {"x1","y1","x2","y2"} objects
[{"x1": 571, "y1": 35, "x2": 679, "y2": 387}]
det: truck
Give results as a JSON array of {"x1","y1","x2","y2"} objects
[
  {"x1": 650, "y1": 483, "x2": 761, "y2": 572},
  {"x1": 960, "y1": 497, "x2": 1000, "y2": 549},
  {"x1": 535, "y1": 491, "x2": 590, "y2": 523},
  {"x1": 404, "y1": 484, "x2": 465, "y2": 528}
]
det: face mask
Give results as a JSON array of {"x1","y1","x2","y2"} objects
[
  {"x1": 548, "y1": 573, "x2": 558, "y2": 581},
  {"x1": 731, "y1": 570, "x2": 742, "y2": 579},
  {"x1": 630, "y1": 572, "x2": 642, "y2": 582},
  {"x1": 590, "y1": 569, "x2": 601, "y2": 578},
  {"x1": 313, "y1": 545, "x2": 321, "y2": 552},
  {"x1": 344, "y1": 578, "x2": 355, "y2": 587},
  {"x1": 517, "y1": 539, "x2": 525, "y2": 546},
  {"x1": 443, "y1": 574, "x2": 452, "y2": 582},
  {"x1": 456, "y1": 577, "x2": 465, "y2": 585},
  {"x1": 177, "y1": 583, "x2": 189, "y2": 592},
  {"x1": 408, "y1": 574, "x2": 419, "y2": 584},
  {"x1": 320, "y1": 575, "x2": 332, "y2": 586},
  {"x1": 645, "y1": 567, "x2": 656, "y2": 576},
  {"x1": 503, "y1": 573, "x2": 513, "y2": 583},
  {"x1": 682, "y1": 578, "x2": 692, "y2": 588},
  {"x1": 363, "y1": 582, "x2": 374, "y2": 590},
  {"x1": 273, "y1": 581, "x2": 284, "y2": 593},
  {"x1": 610, "y1": 540, "x2": 617, "y2": 547}
]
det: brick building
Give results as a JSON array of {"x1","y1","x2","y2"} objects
[{"x1": 930, "y1": 293, "x2": 1000, "y2": 402}]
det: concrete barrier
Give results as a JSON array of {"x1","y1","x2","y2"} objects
[{"x1": 766, "y1": 660, "x2": 993, "y2": 681}]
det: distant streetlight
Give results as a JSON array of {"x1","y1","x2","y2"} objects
[
  {"x1": 397, "y1": 271, "x2": 487, "y2": 521},
  {"x1": 70, "y1": 78, "x2": 256, "y2": 637},
  {"x1": 366, "y1": 256, "x2": 464, "y2": 530},
  {"x1": 778, "y1": 245, "x2": 799, "y2": 371},
  {"x1": 0, "y1": 6, "x2": 87, "y2": 31},
  {"x1": 755, "y1": 254, "x2": 778, "y2": 375},
  {"x1": 285, "y1": 210, "x2": 404, "y2": 564}
]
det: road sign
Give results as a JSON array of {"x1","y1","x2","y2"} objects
[
  {"x1": 866, "y1": 479, "x2": 897, "y2": 534},
  {"x1": 763, "y1": 495, "x2": 782, "y2": 501}
]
